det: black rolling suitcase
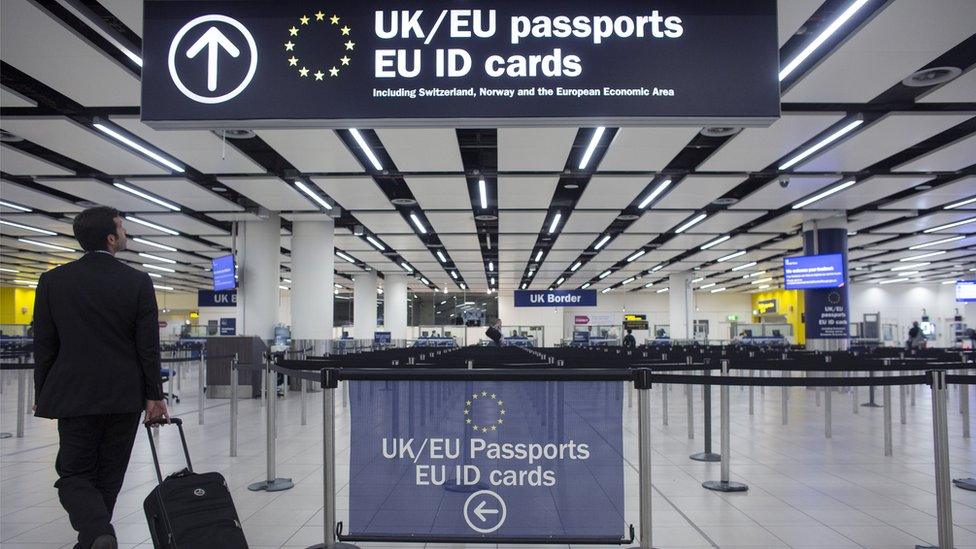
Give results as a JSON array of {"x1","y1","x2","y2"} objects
[{"x1": 143, "y1": 418, "x2": 248, "y2": 548}]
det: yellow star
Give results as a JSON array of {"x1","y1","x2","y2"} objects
[
  {"x1": 340, "y1": 25, "x2": 351, "y2": 35},
  {"x1": 299, "y1": 15, "x2": 310, "y2": 25},
  {"x1": 288, "y1": 56, "x2": 298, "y2": 66},
  {"x1": 329, "y1": 66, "x2": 339, "y2": 77},
  {"x1": 288, "y1": 26, "x2": 299, "y2": 36},
  {"x1": 299, "y1": 66, "x2": 309, "y2": 77},
  {"x1": 330, "y1": 14, "x2": 340, "y2": 25},
  {"x1": 314, "y1": 11, "x2": 325, "y2": 21},
  {"x1": 314, "y1": 70, "x2": 324, "y2": 80},
  {"x1": 340, "y1": 55, "x2": 351, "y2": 66},
  {"x1": 344, "y1": 40, "x2": 355, "y2": 51},
  {"x1": 284, "y1": 41, "x2": 295, "y2": 51}
]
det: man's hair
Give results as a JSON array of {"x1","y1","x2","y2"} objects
[{"x1": 73, "y1": 206, "x2": 120, "y2": 252}]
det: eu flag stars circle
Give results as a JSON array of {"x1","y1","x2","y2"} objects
[{"x1": 284, "y1": 9, "x2": 355, "y2": 81}]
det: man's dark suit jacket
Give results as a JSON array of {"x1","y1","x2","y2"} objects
[{"x1": 33, "y1": 252, "x2": 164, "y2": 419}]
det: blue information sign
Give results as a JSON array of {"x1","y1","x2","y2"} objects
[
  {"x1": 211, "y1": 254, "x2": 236, "y2": 291},
  {"x1": 572, "y1": 331, "x2": 591, "y2": 346},
  {"x1": 218, "y1": 317, "x2": 236, "y2": 335},
  {"x1": 514, "y1": 289, "x2": 596, "y2": 307},
  {"x1": 783, "y1": 253, "x2": 845, "y2": 290},
  {"x1": 348, "y1": 380, "x2": 625, "y2": 539},
  {"x1": 198, "y1": 289, "x2": 237, "y2": 307},
  {"x1": 374, "y1": 331, "x2": 392, "y2": 345}
]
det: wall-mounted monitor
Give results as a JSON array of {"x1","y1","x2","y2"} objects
[
  {"x1": 211, "y1": 254, "x2": 236, "y2": 291},
  {"x1": 956, "y1": 280, "x2": 976, "y2": 302},
  {"x1": 783, "y1": 253, "x2": 845, "y2": 290}
]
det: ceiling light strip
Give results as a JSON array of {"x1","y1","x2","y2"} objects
[
  {"x1": 113, "y1": 182, "x2": 181, "y2": 211},
  {"x1": 93, "y1": 123, "x2": 184, "y2": 172},
  {"x1": 792, "y1": 179, "x2": 857, "y2": 209},
  {"x1": 349, "y1": 129, "x2": 383, "y2": 170},
  {"x1": 578, "y1": 127, "x2": 606, "y2": 170},
  {"x1": 779, "y1": 0, "x2": 871, "y2": 81},
  {"x1": 779, "y1": 120, "x2": 863, "y2": 170}
]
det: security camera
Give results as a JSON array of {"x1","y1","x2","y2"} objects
[{"x1": 778, "y1": 175, "x2": 790, "y2": 188}]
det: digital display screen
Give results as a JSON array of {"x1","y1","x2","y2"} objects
[
  {"x1": 211, "y1": 254, "x2": 236, "y2": 291},
  {"x1": 956, "y1": 280, "x2": 976, "y2": 302},
  {"x1": 783, "y1": 253, "x2": 845, "y2": 290}
]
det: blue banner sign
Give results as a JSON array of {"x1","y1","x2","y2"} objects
[
  {"x1": 374, "y1": 331, "x2": 392, "y2": 345},
  {"x1": 514, "y1": 289, "x2": 596, "y2": 307},
  {"x1": 572, "y1": 331, "x2": 591, "y2": 346},
  {"x1": 218, "y1": 317, "x2": 236, "y2": 336},
  {"x1": 197, "y1": 289, "x2": 237, "y2": 307},
  {"x1": 783, "y1": 253, "x2": 845, "y2": 290},
  {"x1": 349, "y1": 380, "x2": 624, "y2": 539}
]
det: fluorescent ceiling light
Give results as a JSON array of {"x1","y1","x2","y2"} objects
[
  {"x1": 900, "y1": 250, "x2": 946, "y2": 262},
  {"x1": 622, "y1": 277, "x2": 635, "y2": 285},
  {"x1": 923, "y1": 216, "x2": 976, "y2": 233},
  {"x1": 751, "y1": 277, "x2": 773, "y2": 284},
  {"x1": 891, "y1": 262, "x2": 929, "y2": 271},
  {"x1": 945, "y1": 196, "x2": 976, "y2": 210},
  {"x1": 132, "y1": 237, "x2": 177, "y2": 252},
  {"x1": 535, "y1": 250, "x2": 543, "y2": 262},
  {"x1": 409, "y1": 213, "x2": 427, "y2": 234},
  {"x1": 674, "y1": 213, "x2": 707, "y2": 234},
  {"x1": 691, "y1": 277, "x2": 704, "y2": 283},
  {"x1": 581, "y1": 282, "x2": 591, "y2": 289},
  {"x1": 488, "y1": 261, "x2": 494, "y2": 272},
  {"x1": 571, "y1": 261, "x2": 582, "y2": 271},
  {"x1": 294, "y1": 180, "x2": 332, "y2": 210},
  {"x1": 365, "y1": 235, "x2": 385, "y2": 251},
  {"x1": 279, "y1": 285, "x2": 290, "y2": 290},
  {"x1": 627, "y1": 250, "x2": 646, "y2": 262},
  {"x1": 154, "y1": 285, "x2": 174, "y2": 291},
  {"x1": 578, "y1": 126, "x2": 606, "y2": 170},
  {"x1": 746, "y1": 271, "x2": 766, "y2": 278},
  {"x1": 878, "y1": 279, "x2": 900, "y2": 285},
  {"x1": 0, "y1": 267, "x2": 19, "y2": 273},
  {"x1": 349, "y1": 128, "x2": 383, "y2": 170},
  {"x1": 601, "y1": 287, "x2": 611, "y2": 294},
  {"x1": 650, "y1": 264, "x2": 664, "y2": 272},
  {"x1": 528, "y1": 269, "x2": 535, "y2": 277},
  {"x1": 779, "y1": 0, "x2": 871, "y2": 81},
  {"x1": 460, "y1": 283, "x2": 467, "y2": 289},
  {"x1": 758, "y1": 284, "x2": 770, "y2": 290},
  {"x1": 0, "y1": 200, "x2": 31, "y2": 212},
  {"x1": 909, "y1": 235, "x2": 965, "y2": 250},
  {"x1": 18, "y1": 238, "x2": 74, "y2": 252},
  {"x1": 897, "y1": 271, "x2": 919, "y2": 277},
  {"x1": 336, "y1": 251, "x2": 356, "y2": 263},
  {"x1": 599, "y1": 270, "x2": 612, "y2": 279},
  {"x1": 478, "y1": 179, "x2": 488, "y2": 209},
  {"x1": 779, "y1": 120, "x2": 863, "y2": 170},
  {"x1": 637, "y1": 179, "x2": 672, "y2": 209},
  {"x1": 521, "y1": 283, "x2": 527, "y2": 289},
  {"x1": 451, "y1": 270, "x2": 458, "y2": 279},
  {"x1": 147, "y1": 272, "x2": 161, "y2": 278},
  {"x1": 594, "y1": 235, "x2": 611, "y2": 249},
  {"x1": 700, "y1": 235, "x2": 730, "y2": 250},
  {"x1": 489, "y1": 277, "x2": 495, "y2": 285},
  {"x1": 435, "y1": 250, "x2": 447, "y2": 263},
  {"x1": 548, "y1": 212, "x2": 562, "y2": 234},
  {"x1": 401, "y1": 262, "x2": 413, "y2": 272},
  {"x1": 941, "y1": 279, "x2": 959, "y2": 285},
  {"x1": 731, "y1": 261, "x2": 758, "y2": 272},
  {"x1": 138, "y1": 252, "x2": 176, "y2": 264},
  {"x1": 556, "y1": 277, "x2": 565, "y2": 284},
  {"x1": 93, "y1": 123, "x2": 184, "y2": 172},
  {"x1": 113, "y1": 182, "x2": 181, "y2": 211},
  {"x1": 421, "y1": 277, "x2": 430, "y2": 285},
  {"x1": 13, "y1": 279, "x2": 37, "y2": 285},
  {"x1": 792, "y1": 179, "x2": 857, "y2": 209},
  {"x1": 644, "y1": 282, "x2": 654, "y2": 288},
  {"x1": 656, "y1": 287, "x2": 669, "y2": 293},
  {"x1": 125, "y1": 216, "x2": 179, "y2": 236},
  {"x1": 717, "y1": 250, "x2": 746, "y2": 262},
  {"x1": 142, "y1": 263, "x2": 175, "y2": 273},
  {"x1": 700, "y1": 282, "x2": 716, "y2": 289},
  {"x1": 710, "y1": 287, "x2": 727, "y2": 293},
  {"x1": 0, "y1": 220, "x2": 57, "y2": 236}
]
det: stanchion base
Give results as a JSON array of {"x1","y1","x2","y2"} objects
[
  {"x1": 248, "y1": 478, "x2": 294, "y2": 492},
  {"x1": 703, "y1": 480, "x2": 748, "y2": 492},
  {"x1": 305, "y1": 543, "x2": 361, "y2": 549},
  {"x1": 861, "y1": 402, "x2": 883, "y2": 408},
  {"x1": 690, "y1": 452, "x2": 721, "y2": 462},
  {"x1": 954, "y1": 478, "x2": 976, "y2": 491},
  {"x1": 0, "y1": 433, "x2": 11, "y2": 439}
]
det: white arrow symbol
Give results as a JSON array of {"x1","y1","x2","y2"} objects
[
  {"x1": 473, "y1": 500, "x2": 499, "y2": 523},
  {"x1": 185, "y1": 26, "x2": 240, "y2": 92}
]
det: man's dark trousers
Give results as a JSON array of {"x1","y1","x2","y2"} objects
[{"x1": 55, "y1": 413, "x2": 142, "y2": 549}]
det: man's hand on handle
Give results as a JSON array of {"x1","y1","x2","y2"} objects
[{"x1": 144, "y1": 399, "x2": 170, "y2": 424}]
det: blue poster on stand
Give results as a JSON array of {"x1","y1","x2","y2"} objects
[{"x1": 348, "y1": 380, "x2": 625, "y2": 539}]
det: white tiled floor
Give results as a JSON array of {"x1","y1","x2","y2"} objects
[{"x1": 1, "y1": 368, "x2": 973, "y2": 548}]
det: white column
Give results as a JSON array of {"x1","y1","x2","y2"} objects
[
  {"x1": 237, "y1": 214, "x2": 280, "y2": 340},
  {"x1": 668, "y1": 272, "x2": 694, "y2": 340},
  {"x1": 384, "y1": 274, "x2": 409, "y2": 342},
  {"x1": 291, "y1": 220, "x2": 334, "y2": 342},
  {"x1": 353, "y1": 271, "x2": 378, "y2": 340}
]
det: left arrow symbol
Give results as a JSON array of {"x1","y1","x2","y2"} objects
[{"x1": 186, "y1": 26, "x2": 241, "y2": 92}]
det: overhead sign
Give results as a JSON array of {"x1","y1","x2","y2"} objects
[
  {"x1": 571, "y1": 331, "x2": 591, "y2": 346},
  {"x1": 142, "y1": 0, "x2": 779, "y2": 128},
  {"x1": 198, "y1": 289, "x2": 238, "y2": 307},
  {"x1": 348, "y1": 380, "x2": 625, "y2": 539},
  {"x1": 219, "y1": 317, "x2": 237, "y2": 335},
  {"x1": 756, "y1": 299, "x2": 778, "y2": 314},
  {"x1": 515, "y1": 289, "x2": 596, "y2": 307},
  {"x1": 573, "y1": 312, "x2": 622, "y2": 326},
  {"x1": 623, "y1": 313, "x2": 648, "y2": 330},
  {"x1": 783, "y1": 254, "x2": 846, "y2": 290},
  {"x1": 211, "y1": 254, "x2": 236, "y2": 291},
  {"x1": 956, "y1": 281, "x2": 976, "y2": 302}
]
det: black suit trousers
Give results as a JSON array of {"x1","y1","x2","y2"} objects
[{"x1": 55, "y1": 413, "x2": 141, "y2": 548}]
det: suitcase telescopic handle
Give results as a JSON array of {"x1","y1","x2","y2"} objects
[{"x1": 145, "y1": 417, "x2": 193, "y2": 484}]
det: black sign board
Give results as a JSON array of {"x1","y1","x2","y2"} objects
[
  {"x1": 756, "y1": 299, "x2": 778, "y2": 315},
  {"x1": 142, "y1": 1, "x2": 779, "y2": 128},
  {"x1": 623, "y1": 314, "x2": 649, "y2": 330}
]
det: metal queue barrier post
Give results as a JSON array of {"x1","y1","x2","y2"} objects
[
  {"x1": 690, "y1": 362, "x2": 720, "y2": 462},
  {"x1": 230, "y1": 354, "x2": 239, "y2": 458},
  {"x1": 198, "y1": 350, "x2": 206, "y2": 425},
  {"x1": 685, "y1": 356, "x2": 694, "y2": 439},
  {"x1": 16, "y1": 367, "x2": 26, "y2": 438},
  {"x1": 917, "y1": 370, "x2": 953, "y2": 549},
  {"x1": 703, "y1": 360, "x2": 747, "y2": 493},
  {"x1": 962, "y1": 380, "x2": 970, "y2": 439},
  {"x1": 311, "y1": 369, "x2": 359, "y2": 549},
  {"x1": 863, "y1": 360, "x2": 883, "y2": 407},
  {"x1": 661, "y1": 373, "x2": 669, "y2": 426},
  {"x1": 883, "y1": 384, "x2": 893, "y2": 457},
  {"x1": 248, "y1": 355, "x2": 294, "y2": 492},
  {"x1": 629, "y1": 368, "x2": 655, "y2": 549}
]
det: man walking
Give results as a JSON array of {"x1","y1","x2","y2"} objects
[{"x1": 33, "y1": 206, "x2": 169, "y2": 549}]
